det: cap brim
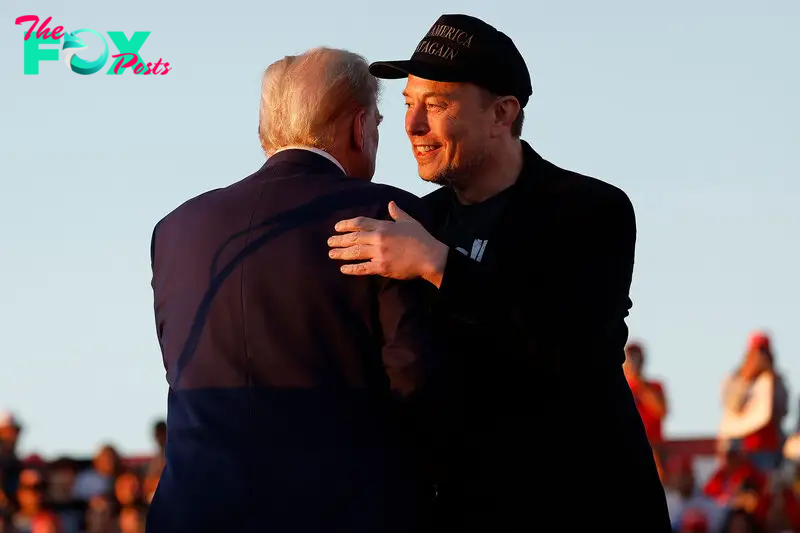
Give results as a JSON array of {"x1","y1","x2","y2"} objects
[
  {"x1": 368, "y1": 60, "x2": 415, "y2": 79},
  {"x1": 369, "y1": 60, "x2": 469, "y2": 83}
]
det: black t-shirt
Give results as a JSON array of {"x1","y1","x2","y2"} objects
[{"x1": 443, "y1": 184, "x2": 515, "y2": 265}]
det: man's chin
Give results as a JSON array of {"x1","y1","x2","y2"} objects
[
  {"x1": 418, "y1": 174, "x2": 449, "y2": 186},
  {"x1": 418, "y1": 167, "x2": 452, "y2": 186}
]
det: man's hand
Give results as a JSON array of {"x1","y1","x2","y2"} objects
[{"x1": 327, "y1": 201, "x2": 448, "y2": 288}]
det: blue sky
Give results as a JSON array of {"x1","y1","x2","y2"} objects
[{"x1": 1, "y1": 0, "x2": 798, "y2": 456}]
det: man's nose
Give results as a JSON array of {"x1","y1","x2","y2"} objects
[{"x1": 405, "y1": 106, "x2": 430, "y2": 137}]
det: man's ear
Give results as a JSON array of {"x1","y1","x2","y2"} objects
[
  {"x1": 352, "y1": 109, "x2": 367, "y2": 151},
  {"x1": 492, "y1": 96, "x2": 520, "y2": 136}
]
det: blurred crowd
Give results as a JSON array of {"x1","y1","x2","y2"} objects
[
  {"x1": 0, "y1": 419, "x2": 164, "y2": 533},
  {"x1": 1, "y1": 330, "x2": 799, "y2": 532},
  {"x1": 628, "y1": 331, "x2": 800, "y2": 533}
]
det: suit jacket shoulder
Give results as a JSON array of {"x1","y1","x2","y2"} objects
[
  {"x1": 365, "y1": 182, "x2": 423, "y2": 211},
  {"x1": 365, "y1": 182, "x2": 434, "y2": 232},
  {"x1": 529, "y1": 147, "x2": 634, "y2": 226},
  {"x1": 150, "y1": 187, "x2": 225, "y2": 263}
]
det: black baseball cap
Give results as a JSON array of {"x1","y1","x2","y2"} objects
[{"x1": 369, "y1": 14, "x2": 532, "y2": 108}]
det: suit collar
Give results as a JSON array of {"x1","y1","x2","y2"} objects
[
  {"x1": 274, "y1": 145, "x2": 345, "y2": 173},
  {"x1": 262, "y1": 147, "x2": 347, "y2": 177}
]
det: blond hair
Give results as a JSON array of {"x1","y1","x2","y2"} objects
[{"x1": 258, "y1": 47, "x2": 379, "y2": 156}]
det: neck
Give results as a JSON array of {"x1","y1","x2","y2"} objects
[
  {"x1": 453, "y1": 138, "x2": 524, "y2": 204},
  {"x1": 327, "y1": 146, "x2": 349, "y2": 170},
  {"x1": 273, "y1": 144, "x2": 347, "y2": 174},
  {"x1": 329, "y1": 144, "x2": 366, "y2": 178}
]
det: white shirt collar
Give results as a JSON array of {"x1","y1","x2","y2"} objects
[{"x1": 273, "y1": 145, "x2": 345, "y2": 174}]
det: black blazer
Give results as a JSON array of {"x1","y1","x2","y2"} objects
[
  {"x1": 423, "y1": 140, "x2": 672, "y2": 531},
  {"x1": 147, "y1": 149, "x2": 437, "y2": 533}
]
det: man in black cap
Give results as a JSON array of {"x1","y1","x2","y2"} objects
[{"x1": 328, "y1": 13, "x2": 671, "y2": 531}]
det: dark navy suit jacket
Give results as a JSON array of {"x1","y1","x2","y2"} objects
[{"x1": 147, "y1": 149, "x2": 438, "y2": 533}]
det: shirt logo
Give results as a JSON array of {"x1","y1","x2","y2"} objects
[{"x1": 455, "y1": 239, "x2": 488, "y2": 262}]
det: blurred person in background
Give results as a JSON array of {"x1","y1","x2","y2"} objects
[
  {"x1": 152, "y1": 421, "x2": 166, "y2": 457},
  {"x1": 83, "y1": 495, "x2": 115, "y2": 533},
  {"x1": 729, "y1": 477, "x2": 765, "y2": 529},
  {"x1": 666, "y1": 456, "x2": 726, "y2": 532},
  {"x1": 148, "y1": 46, "x2": 439, "y2": 533},
  {"x1": 624, "y1": 341, "x2": 669, "y2": 477},
  {"x1": 794, "y1": 468, "x2": 800, "y2": 500},
  {"x1": 783, "y1": 433, "x2": 800, "y2": 473},
  {"x1": 118, "y1": 506, "x2": 145, "y2": 533},
  {"x1": 139, "y1": 474, "x2": 158, "y2": 507},
  {"x1": 719, "y1": 508, "x2": 760, "y2": 533},
  {"x1": 705, "y1": 440, "x2": 766, "y2": 507},
  {"x1": 140, "y1": 421, "x2": 165, "y2": 507},
  {"x1": 44, "y1": 459, "x2": 77, "y2": 506},
  {"x1": 12, "y1": 468, "x2": 48, "y2": 533},
  {"x1": 112, "y1": 472, "x2": 142, "y2": 510},
  {"x1": 0, "y1": 413, "x2": 22, "y2": 500},
  {"x1": 755, "y1": 474, "x2": 800, "y2": 533},
  {"x1": 142, "y1": 421, "x2": 165, "y2": 481},
  {"x1": 0, "y1": 469, "x2": 13, "y2": 530},
  {"x1": 679, "y1": 508, "x2": 711, "y2": 533},
  {"x1": 44, "y1": 458, "x2": 82, "y2": 533},
  {"x1": 71, "y1": 446, "x2": 121, "y2": 502},
  {"x1": 719, "y1": 331, "x2": 789, "y2": 473},
  {"x1": 719, "y1": 475, "x2": 800, "y2": 533},
  {"x1": 780, "y1": 369, "x2": 800, "y2": 483},
  {"x1": 29, "y1": 511, "x2": 60, "y2": 533}
]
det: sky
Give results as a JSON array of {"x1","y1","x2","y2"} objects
[{"x1": 0, "y1": 0, "x2": 798, "y2": 457}]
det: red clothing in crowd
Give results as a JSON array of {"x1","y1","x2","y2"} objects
[
  {"x1": 755, "y1": 487, "x2": 800, "y2": 531},
  {"x1": 742, "y1": 419, "x2": 783, "y2": 452},
  {"x1": 628, "y1": 379, "x2": 665, "y2": 443},
  {"x1": 703, "y1": 459, "x2": 766, "y2": 505}
]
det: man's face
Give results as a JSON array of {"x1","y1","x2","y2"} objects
[
  {"x1": 350, "y1": 104, "x2": 382, "y2": 180},
  {"x1": 403, "y1": 75, "x2": 494, "y2": 185},
  {"x1": 363, "y1": 105, "x2": 381, "y2": 179}
]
